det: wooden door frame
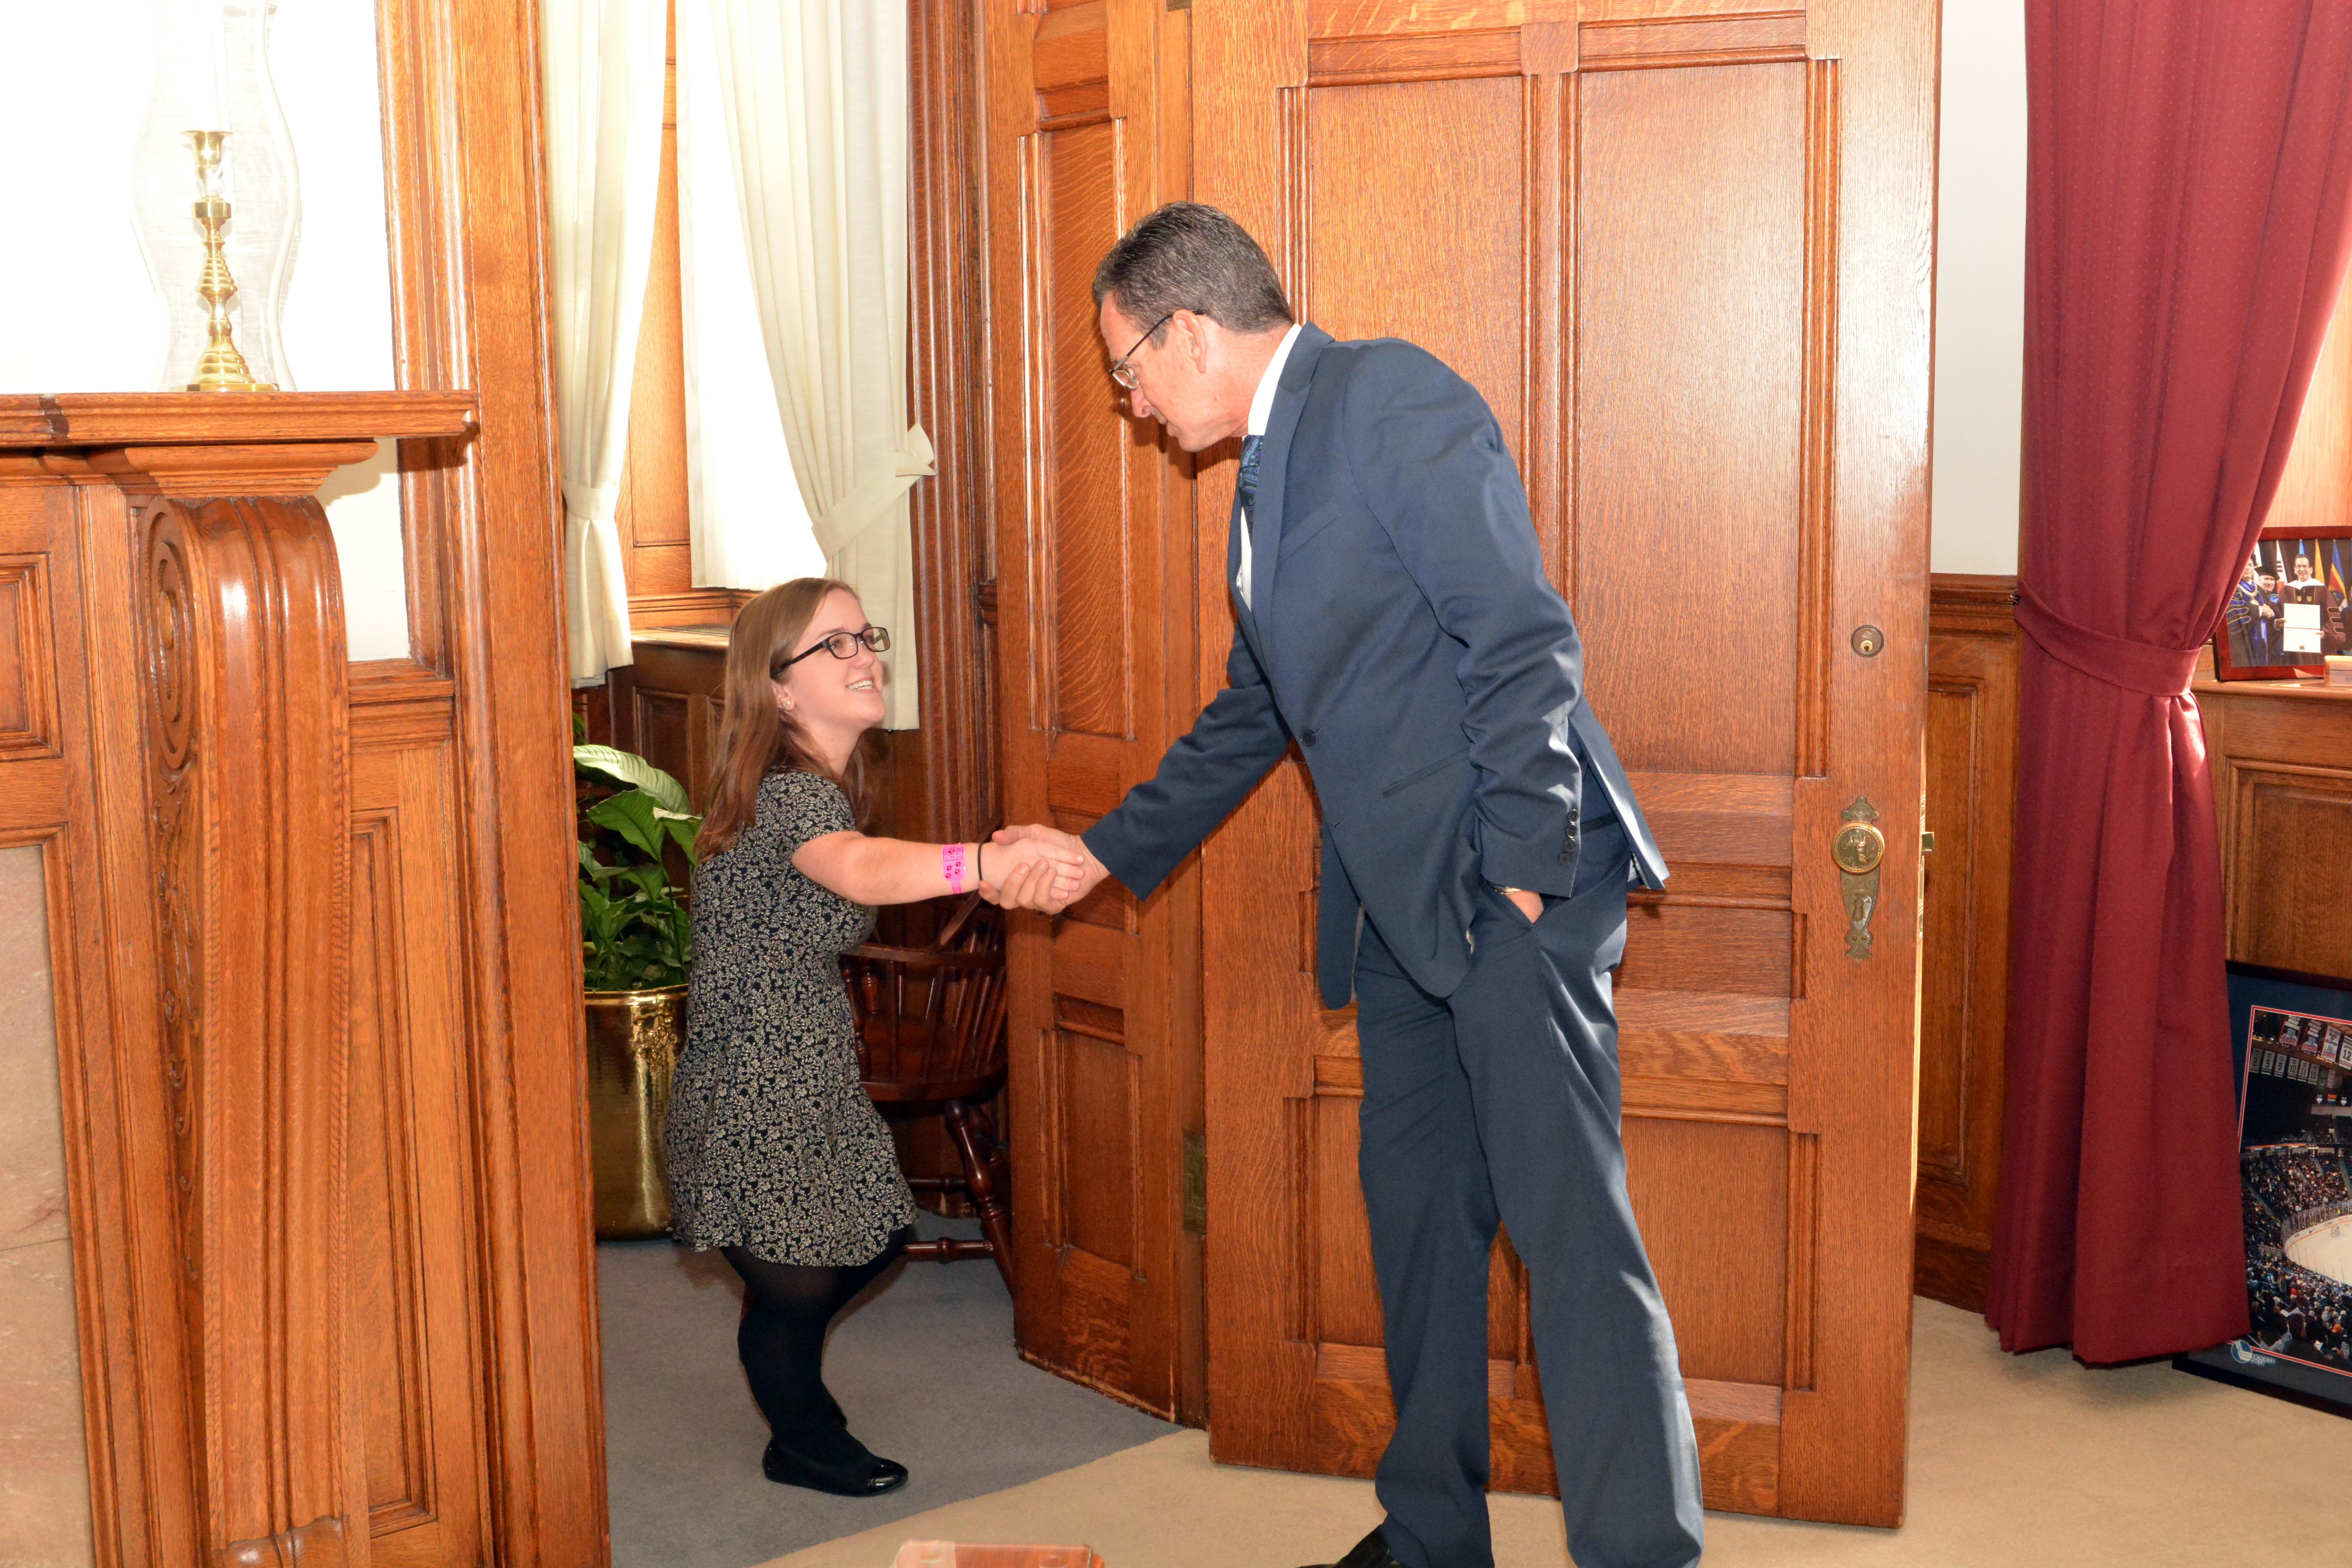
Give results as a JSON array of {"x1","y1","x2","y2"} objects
[{"x1": 378, "y1": 1, "x2": 609, "y2": 1558}]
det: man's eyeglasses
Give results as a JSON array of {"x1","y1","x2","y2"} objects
[
  {"x1": 1109, "y1": 312, "x2": 1175, "y2": 390},
  {"x1": 775, "y1": 625, "x2": 891, "y2": 672}
]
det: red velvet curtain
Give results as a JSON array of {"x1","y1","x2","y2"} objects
[{"x1": 1989, "y1": 1, "x2": 2352, "y2": 1363}]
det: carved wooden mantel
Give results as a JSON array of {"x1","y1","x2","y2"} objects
[{"x1": 1, "y1": 391, "x2": 476, "y2": 1566}]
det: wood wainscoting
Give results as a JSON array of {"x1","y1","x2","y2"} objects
[{"x1": 1918, "y1": 574, "x2": 2021, "y2": 1312}]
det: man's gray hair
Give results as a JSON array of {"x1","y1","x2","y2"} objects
[{"x1": 1093, "y1": 203, "x2": 1293, "y2": 341}]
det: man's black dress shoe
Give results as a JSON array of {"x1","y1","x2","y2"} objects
[
  {"x1": 1299, "y1": 1525, "x2": 1403, "y2": 1568},
  {"x1": 760, "y1": 1434, "x2": 909, "y2": 1497}
]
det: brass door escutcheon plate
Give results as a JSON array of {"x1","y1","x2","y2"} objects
[
  {"x1": 1851, "y1": 625, "x2": 1884, "y2": 657},
  {"x1": 1836, "y1": 797, "x2": 1884, "y2": 959}
]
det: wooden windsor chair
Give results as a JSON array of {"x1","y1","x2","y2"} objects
[{"x1": 841, "y1": 893, "x2": 1014, "y2": 1291}]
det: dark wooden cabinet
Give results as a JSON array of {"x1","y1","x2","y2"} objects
[
  {"x1": 605, "y1": 628, "x2": 731, "y2": 808},
  {"x1": 2198, "y1": 659, "x2": 2352, "y2": 982}
]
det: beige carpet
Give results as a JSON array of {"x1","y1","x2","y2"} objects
[{"x1": 760, "y1": 1301, "x2": 2352, "y2": 1567}]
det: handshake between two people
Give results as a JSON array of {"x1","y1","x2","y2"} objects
[{"x1": 969, "y1": 824, "x2": 1107, "y2": 915}]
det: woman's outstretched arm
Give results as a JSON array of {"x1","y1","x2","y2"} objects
[{"x1": 792, "y1": 830, "x2": 1085, "y2": 908}]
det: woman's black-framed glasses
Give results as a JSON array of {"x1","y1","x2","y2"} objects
[
  {"x1": 775, "y1": 625, "x2": 890, "y2": 672},
  {"x1": 1109, "y1": 312, "x2": 1175, "y2": 389}
]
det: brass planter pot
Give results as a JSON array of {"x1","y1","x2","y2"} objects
[{"x1": 584, "y1": 984, "x2": 688, "y2": 1240}]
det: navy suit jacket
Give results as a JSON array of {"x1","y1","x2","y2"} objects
[{"x1": 1083, "y1": 324, "x2": 1666, "y2": 1006}]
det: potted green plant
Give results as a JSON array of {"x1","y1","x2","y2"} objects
[{"x1": 575, "y1": 742, "x2": 701, "y2": 1240}]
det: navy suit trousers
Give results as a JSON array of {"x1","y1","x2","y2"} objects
[{"x1": 1351, "y1": 832, "x2": 1704, "y2": 1568}]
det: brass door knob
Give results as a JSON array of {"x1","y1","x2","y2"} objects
[
  {"x1": 1834, "y1": 798, "x2": 1886, "y2": 960},
  {"x1": 1831, "y1": 819, "x2": 1886, "y2": 877}
]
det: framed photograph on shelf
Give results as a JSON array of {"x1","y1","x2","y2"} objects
[
  {"x1": 2175, "y1": 963, "x2": 2352, "y2": 1416},
  {"x1": 2211, "y1": 530, "x2": 2352, "y2": 681}
]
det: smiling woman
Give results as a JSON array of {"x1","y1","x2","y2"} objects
[{"x1": 659, "y1": 577, "x2": 1083, "y2": 1497}]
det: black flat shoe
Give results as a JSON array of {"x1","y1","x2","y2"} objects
[
  {"x1": 761, "y1": 1435, "x2": 909, "y2": 1497},
  {"x1": 1299, "y1": 1526, "x2": 1402, "y2": 1568}
]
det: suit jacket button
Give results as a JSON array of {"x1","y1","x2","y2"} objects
[{"x1": 1301, "y1": 729, "x2": 1318, "y2": 746}]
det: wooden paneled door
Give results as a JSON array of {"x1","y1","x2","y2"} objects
[
  {"x1": 1192, "y1": 0, "x2": 1935, "y2": 1526},
  {"x1": 984, "y1": 0, "x2": 1209, "y2": 1419}
]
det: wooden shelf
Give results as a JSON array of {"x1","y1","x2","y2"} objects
[
  {"x1": 630, "y1": 622, "x2": 731, "y2": 651},
  {"x1": 2194, "y1": 674, "x2": 2352, "y2": 702},
  {"x1": 0, "y1": 390, "x2": 478, "y2": 447}
]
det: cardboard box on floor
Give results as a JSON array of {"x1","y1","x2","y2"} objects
[{"x1": 893, "y1": 1545, "x2": 1102, "y2": 1568}]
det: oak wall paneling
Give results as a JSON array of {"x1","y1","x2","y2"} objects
[
  {"x1": 607, "y1": 630, "x2": 730, "y2": 810},
  {"x1": 347, "y1": 700, "x2": 490, "y2": 1566},
  {"x1": 1916, "y1": 573, "x2": 2018, "y2": 1312}
]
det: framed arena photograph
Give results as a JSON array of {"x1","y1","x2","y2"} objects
[
  {"x1": 2175, "y1": 963, "x2": 2352, "y2": 1416},
  {"x1": 2211, "y1": 530, "x2": 2352, "y2": 681}
]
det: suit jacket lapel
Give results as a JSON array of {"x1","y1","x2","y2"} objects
[{"x1": 1250, "y1": 324, "x2": 1329, "y2": 641}]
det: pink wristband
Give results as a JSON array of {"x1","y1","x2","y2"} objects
[{"x1": 942, "y1": 843, "x2": 966, "y2": 895}]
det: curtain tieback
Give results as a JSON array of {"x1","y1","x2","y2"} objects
[
  {"x1": 562, "y1": 481, "x2": 621, "y2": 524},
  {"x1": 810, "y1": 424, "x2": 938, "y2": 558},
  {"x1": 2014, "y1": 585, "x2": 2202, "y2": 698}
]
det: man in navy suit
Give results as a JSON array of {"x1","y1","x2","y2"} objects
[{"x1": 1000, "y1": 204, "x2": 1702, "y2": 1568}]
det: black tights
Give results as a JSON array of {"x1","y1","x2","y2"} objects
[{"x1": 722, "y1": 1231, "x2": 905, "y2": 1453}]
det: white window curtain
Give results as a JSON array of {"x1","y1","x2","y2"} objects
[
  {"x1": 675, "y1": 4, "x2": 826, "y2": 595},
  {"x1": 542, "y1": 0, "x2": 668, "y2": 685},
  {"x1": 692, "y1": 0, "x2": 934, "y2": 729}
]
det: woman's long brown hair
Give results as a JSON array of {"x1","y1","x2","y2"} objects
[{"x1": 695, "y1": 577, "x2": 874, "y2": 859}]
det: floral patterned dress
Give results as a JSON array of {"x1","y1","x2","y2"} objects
[{"x1": 664, "y1": 769, "x2": 916, "y2": 1266}]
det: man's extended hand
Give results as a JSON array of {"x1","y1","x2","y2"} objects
[
  {"x1": 974, "y1": 828, "x2": 1087, "y2": 912},
  {"x1": 991, "y1": 823, "x2": 1110, "y2": 915},
  {"x1": 1503, "y1": 888, "x2": 1541, "y2": 923}
]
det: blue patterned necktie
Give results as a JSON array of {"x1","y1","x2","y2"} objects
[{"x1": 1238, "y1": 433, "x2": 1263, "y2": 539}]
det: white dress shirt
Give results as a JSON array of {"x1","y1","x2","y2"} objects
[{"x1": 1236, "y1": 322, "x2": 1304, "y2": 611}]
